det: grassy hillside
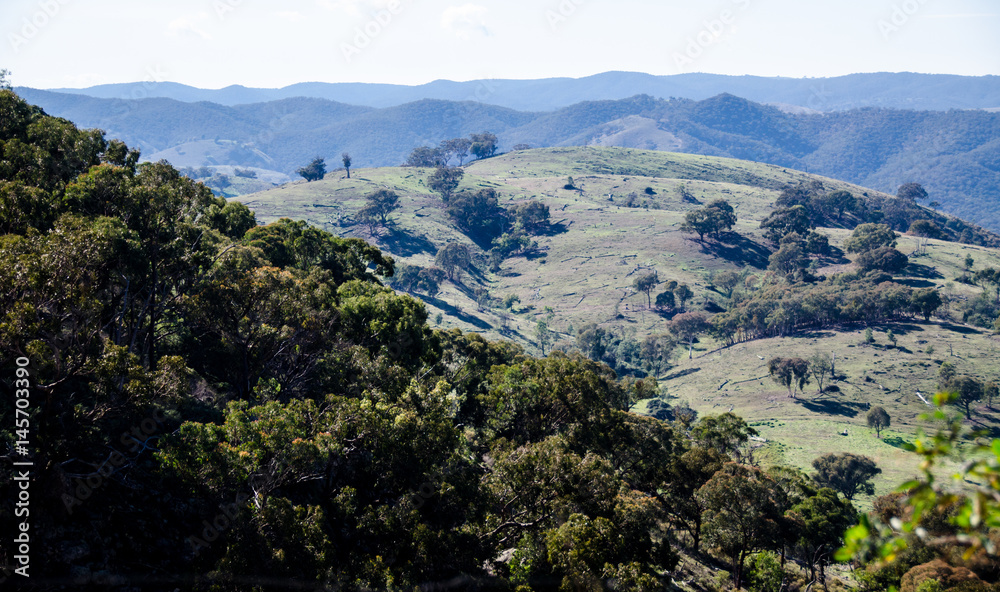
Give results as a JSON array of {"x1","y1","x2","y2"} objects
[{"x1": 239, "y1": 146, "x2": 1000, "y2": 502}]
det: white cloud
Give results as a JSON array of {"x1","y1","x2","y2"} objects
[
  {"x1": 167, "y1": 17, "x2": 212, "y2": 40},
  {"x1": 441, "y1": 4, "x2": 491, "y2": 41},
  {"x1": 276, "y1": 11, "x2": 303, "y2": 22}
]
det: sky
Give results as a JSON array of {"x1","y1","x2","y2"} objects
[{"x1": 2, "y1": 0, "x2": 999, "y2": 89}]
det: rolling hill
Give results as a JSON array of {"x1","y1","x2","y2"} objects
[
  {"x1": 239, "y1": 146, "x2": 1000, "y2": 504},
  {"x1": 18, "y1": 89, "x2": 1000, "y2": 231}
]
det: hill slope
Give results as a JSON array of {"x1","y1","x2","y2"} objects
[{"x1": 240, "y1": 146, "x2": 1000, "y2": 502}]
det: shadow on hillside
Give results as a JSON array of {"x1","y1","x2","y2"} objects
[
  {"x1": 938, "y1": 322, "x2": 983, "y2": 335},
  {"x1": 695, "y1": 233, "x2": 771, "y2": 269},
  {"x1": 663, "y1": 367, "x2": 701, "y2": 381},
  {"x1": 537, "y1": 221, "x2": 570, "y2": 237},
  {"x1": 898, "y1": 278, "x2": 937, "y2": 289},
  {"x1": 796, "y1": 398, "x2": 868, "y2": 418},
  {"x1": 906, "y1": 262, "x2": 944, "y2": 280},
  {"x1": 378, "y1": 228, "x2": 437, "y2": 256},
  {"x1": 818, "y1": 246, "x2": 850, "y2": 265},
  {"x1": 795, "y1": 330, "x2": 837, "y2": 339},
  {"x1": 414, "y1": 295, "x2": 493, "y2": 331}
]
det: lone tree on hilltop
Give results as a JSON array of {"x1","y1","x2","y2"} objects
[
  {"x1": 342, "y1": 152, "x2": 352, "y2": 178},
  {"x1": 866, "y1": 406, "x2": 890, "y2": 438},
  {"x1": 297, "y1": 157, "x2": 326, "y2": 182},
  {"x1": 439, "y1": 137, "x2": 472, "y2": 166},
  {"x1": 404, "y1": 146, "x2": 443, "y2": 167},
  {"x1": 812, "y1": 452, "x2": 881, "y2": 500},
  {"x1": 897, "y1": 182, "x2": 929, "y2": 202},
  {"x1": 470, "y1": 131, "x2": 498, "y2": 160}
]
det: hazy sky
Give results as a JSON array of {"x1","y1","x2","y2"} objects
[{"x1": 3, "y1": 0, "x2": 999, "y2": 89}]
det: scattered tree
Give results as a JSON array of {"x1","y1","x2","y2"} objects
[
  {"x1": 427, "y1": 166, "x2": 464, "y2": 201},
  {"x1": 669, "y1": 312, "x2": 709, "y2": 359},
  {"x1": 760, "y1": 205, "x2": 812, "y2": 245},
  {"x1": 655, "y1": 290, "x2": 675, "y2": 310},
  {"x1": 470, "y1": 131, "x2": 498, "y2": 160},
  {"x1": 535, "y1": 320, "x2": 552, "y2": 356},
  {"x1": 812, "y1": 452, "x2": 881, "y2": 500},
  {"x1": 434, "y1": 242, "x2": 472, "y2": 282},
  {"x1": 843, "y1": 223, "x2": 898, "y2": 253},
  {"x1": 680, "y1": 199, "x2": 737, "y2": 241},
  {"x1": 910, "y1": 288, "x2": 943, "y2": 321},
  {"x1": 948, "y1": 375, "x2": 983, "y2": 419},
  {"x1": 767, "y1": 357, "x2": 810, "y2": 397},
  {"x1": 697, "y1": 464, "x2": 786, "y2": 588},
  {"x1": 439, "y1": 137, "x2": 472, "y2": 165},
  {"x1": 908, "y1": 219, "x2": 943, "y2": 239},
  {"x1": 866, "y1": 406, "x2": 890, "y2": 437},
  {"x1": 342, "y1": 152, "x2": 352, "y2": 178},
  {"x1": 674, "y1": 284, "x2": 693, "y2": 310},
  {"x1": 297, "y1": 157, "x2": 326, "y2": 182},
  {"x1": 360, "y1": 188, "x2": 400, "y2": 225},
  {"x1": 809, "y1": 352, "x2": 832, "y2": 393},
  {"x1": 897, "y1": 182, "x2": 929, "y2": 202},
  {"x1": 855, "y1": 246, "x2": 909, "y2": 274},
  {"x1": 404, "y1": 146, "x2": 443, "y2": 167},
  {"x1": 633, "y1": 272, "x2": 658, "y2": 308}
]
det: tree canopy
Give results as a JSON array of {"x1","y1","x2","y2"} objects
[{"x1": 296, "y1": 156, "x2": 326, "y2": 181}]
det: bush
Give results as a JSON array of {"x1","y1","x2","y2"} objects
[{"x1": 748, "y1": 552, "x2": 784, "y2": 592}]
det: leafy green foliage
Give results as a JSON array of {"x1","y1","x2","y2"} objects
[
  {"x1": 867, "y1": 405, "x2": 891, "y2": 437},
  {"x1": 844, "y1": 223, "x2": 899, "y2": 253},
  {"x1": 296, "y1": 156, "x2": 326, "y2": 181},
  {"x1": 680, "y1": 199, "x2": 737, "y2": 241},
  {"x1": 427, "y1": 165, "x2": 464, "y2": 201},
  {"x1": 812, "y1": 452, "x2": 882, "y2": 500}
]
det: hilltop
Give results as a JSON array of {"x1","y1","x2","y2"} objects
[
  {"x1": 241, "y1": 146, "x2": 1000, "y2": 501},
  {"x1": 20, "y1": 89, "x2": 1000, "y2": 230}
]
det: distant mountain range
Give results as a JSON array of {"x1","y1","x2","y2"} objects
[
  {"x1": 14, "y1": 80, "x2": 1000, "y2": 231},
  {"x1": 31, "y1": 71, "x2": 1000, "y2": 112}
]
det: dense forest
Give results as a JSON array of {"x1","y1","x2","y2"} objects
[{"x1": 1, "y1": 86, "x2": 999, "y2": 592}]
